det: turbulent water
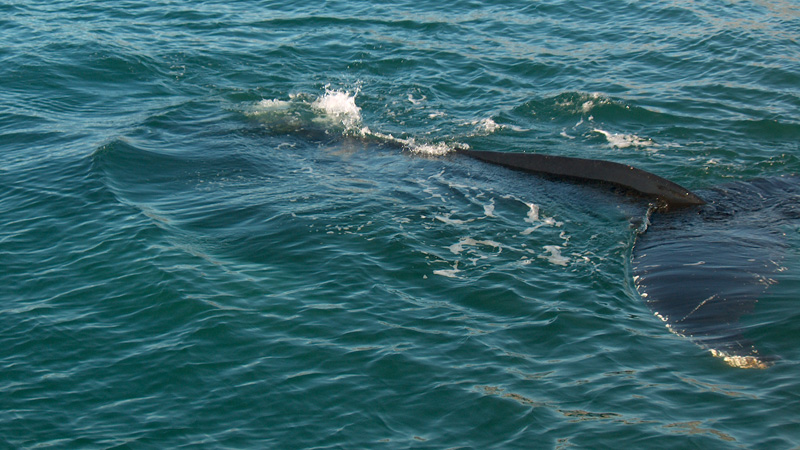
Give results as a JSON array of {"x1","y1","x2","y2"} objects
[{"x1": 2, "y1": 1, "x2": 799, "y2": 448}]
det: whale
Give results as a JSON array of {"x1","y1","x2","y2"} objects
[
  {"x1": 457, "y1": 149, "x2": 798, "y2": 369},
  {"x1": 248, "y1": 102, "x2": 795, "y2": 369}
]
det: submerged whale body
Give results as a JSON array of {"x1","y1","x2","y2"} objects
[
  {"x1": 249, "y1": 99, "x2": 794, "y2": 368},
  {"x1": 251, "y1": 94, "x2": 795, "y2": 368},
  {"x1": 458, "y1": 149, "x2": 798, "y2": 369}
]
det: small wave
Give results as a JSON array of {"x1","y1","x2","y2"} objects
[
  {"x1": 561, "y1": 92, "x2": 609, "y2": 115},
  {"x1": 407, "y1": 93, "x2": 426, "y2": 105},
  {"x1": 515, "y1": 92, "x2": 614, "y2": 119},
  {"x1": 511, "y1": 92, "x2": 679, "y2": 149}
]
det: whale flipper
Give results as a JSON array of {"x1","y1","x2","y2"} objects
[{"x1": 632, "y1": 176, "x2": 800, "y2": 368}]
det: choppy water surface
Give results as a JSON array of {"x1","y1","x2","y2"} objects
[{"x1": 2, "y1": 1, "x2": 799, "y2": 448}]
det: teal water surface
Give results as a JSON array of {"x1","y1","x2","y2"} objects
[{"x1": 2, "y1": 1, "x2": 800, "y2": 448}]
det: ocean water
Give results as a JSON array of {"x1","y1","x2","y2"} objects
[{"x1": 2, "y1": 0, "x2": 799, "y2": 448}]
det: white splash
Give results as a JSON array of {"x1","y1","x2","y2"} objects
[
  {"x1": 593, "y1": 129, "x2": 656, "y2": 150},
  {"x1": 448, "y1": 238, "x2": 503, "y2": 255},
  {"x1": 248, "y1": 98, "x2": 294, "y2": 119},
  {"x1": 471, "y1": 117, "x2": 503, "y2": 135},
  {"x1": 311, "y1": 88, "x2": 363, "y2": 130},
  {"x1": 483, "y1": 200, "x2": 495, "y2": 217},
  {"x1": 409, "y1": 141, "x2": 456, "y2": 156},
  {"x1": 541, "y1": 245, "x2": 569, "y2": 266},
  {"x1": 362, "y1": 129, "x2": 463, "y2": 157},
  {"x1": 434, "y1": 262, "x2": 461, "y2": 278},
  {"x1": 257, "y1": 99, "x2": 290, "y2": 110},
  {"x1": 525, "y1": 202, "x2": 540, "y2": 223},
  {"x1": 435, "y1": 213, "x2": 471, "y2": 225},
  {"x1": 251, "y1": 86, "x2": 468, "y2": 157},
  {"x1": 408, "y1": 93, "x2": 426, "y2": 105},
  {"x1": 580, "y1": 93, "x2": 607, "y2": 113},
  {"x1": 520, "y1": 202, "x2": 561, "y2": 235}
]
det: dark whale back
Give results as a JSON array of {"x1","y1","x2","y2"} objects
[{"x1": 458, "y1": 149, "x2": 705, "y2": 208}]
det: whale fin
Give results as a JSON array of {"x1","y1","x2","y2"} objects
[{"x1": 458, "y1": 149, "x2": 705, "y2": 208}]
